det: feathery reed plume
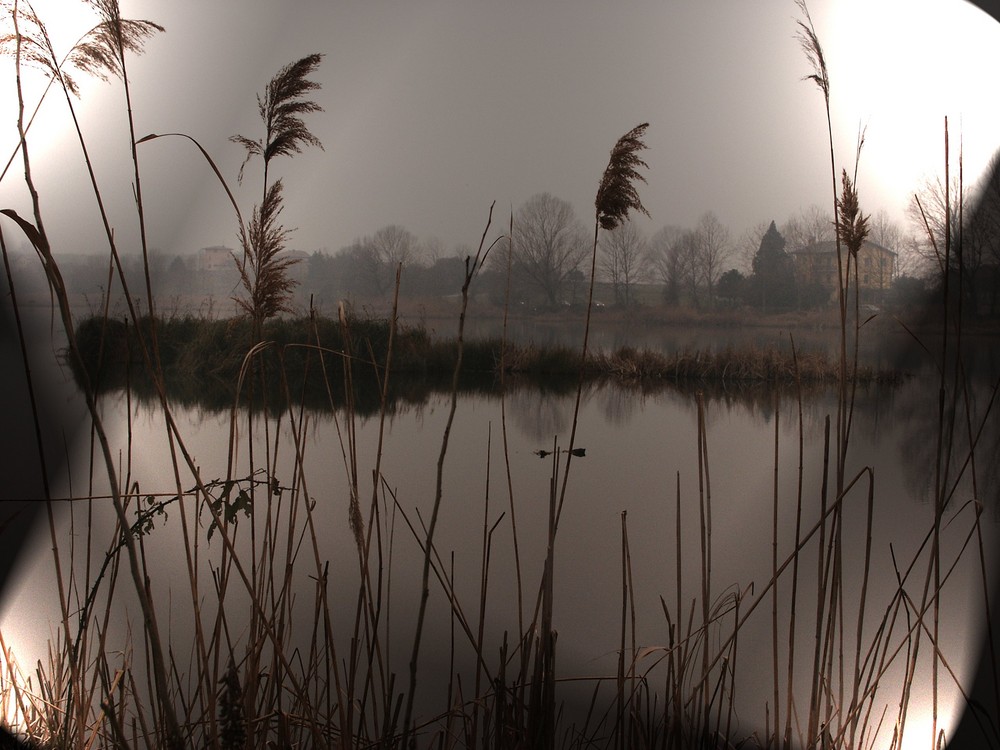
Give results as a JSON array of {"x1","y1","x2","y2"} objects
[
  {"x1": 0, "y1": 2, "x2": 160, "y2": 94},
  {"x1": 794, "y1": 0, "x2": 828, "y2": 105},
  {"x1": 595, "y1": 122, "x2": 651, "y2": 231},
  {"x1": 230, "y1": 52, "x2": 324, "y2": 185},
  {"x1": 234, "y1": 180, "x2": 297, "y2": 330},
  {"x1": 836, "y1": 168, "x2": 869, "y2": 257},
  {"x1": 0, "y1": 3, "x2": 162, "y2": 182},
  {"x1": 558, "y1": 121, "x2": 650, "y2": 528},
  {"x1": 63, "y1": 7, "x2": 162, "y2": 85},
  {"x1": 230, "y1": 54, "x2": 324, "y2": 336}
]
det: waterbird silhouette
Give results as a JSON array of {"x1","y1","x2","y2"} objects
[{"x1": 534, "y1": 448, "x2": 586, "y2": 459}]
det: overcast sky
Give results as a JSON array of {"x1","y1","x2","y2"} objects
[{"x1": 2, "y1": 0, "x2": 999, "y2": 261}]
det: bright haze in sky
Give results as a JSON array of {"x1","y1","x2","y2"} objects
[{"x1": 1, "y1": 0, "x2": 999, "y2": 262}]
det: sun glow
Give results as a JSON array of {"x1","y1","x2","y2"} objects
[
  {"x1": 894, "y1": 699, "x2": 962, "y2": 750},
  {"x1": 827, "y1": 0, "x2": 1000, "y2": 220}
]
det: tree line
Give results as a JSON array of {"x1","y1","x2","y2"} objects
[{"x1": 31, "y1": 164, "x2": 1000, "y2": 318}]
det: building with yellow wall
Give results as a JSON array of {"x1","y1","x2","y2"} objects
[{"x1": 791, "y1": 240, "x2": 896, "y2": 301}]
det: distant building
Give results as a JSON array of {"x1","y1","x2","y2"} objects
[
  {"x1": 791, "y1": 239, "x2": 897, "y2": 300},
  {"x1": 197, "y1": 245, "x2": 235, "y2": 271}
]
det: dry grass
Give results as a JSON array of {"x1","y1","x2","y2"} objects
[{"x1": 0, "y1": 4, "x2": 996, "y2": 750}]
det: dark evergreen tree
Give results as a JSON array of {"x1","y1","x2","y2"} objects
[
  {"x1": 750, "y1": 220, "x2": 796, "y2": 310},
  {"x1": 716, "y1": 268, "x2": 746, "y2": 306}
]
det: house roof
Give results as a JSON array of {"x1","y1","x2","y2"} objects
[{"x1": 791, "y1": 239, "x2": 896, "y2": 257}]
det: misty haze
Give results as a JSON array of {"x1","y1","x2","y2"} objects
[{"x1": 1, "y1": 2, "x2": 999, "y2": 750}]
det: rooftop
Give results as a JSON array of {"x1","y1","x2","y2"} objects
[{"x1": 791, "y1": 239, "x2": 896, "y2": 256}]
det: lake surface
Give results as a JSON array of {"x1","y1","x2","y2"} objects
[{"x1": 2, "y1": 316, "x2": 998, "y2": 748}]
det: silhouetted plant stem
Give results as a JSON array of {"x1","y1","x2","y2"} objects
[
  {"x1": 499, "y1": 208, "x2": 526, "y2": 645},
  {"x1": 697, "y1": 392, "x2": 712, "y2": 738},
  {"x1": 770, "y1": 390, "x2": 780, "y2": 748},
  {"x1": 4, "y1": 9, "x2": 181, "y2": 745},
  {"x1": 784, "y1": 336, "x2": 805, "y2": 750},
  {"x1": 555, "y1": 123, "x2": 649, "y2": 531},
  {"x1": 403, "y1": 203, "x2": 499, "y2": 742}
]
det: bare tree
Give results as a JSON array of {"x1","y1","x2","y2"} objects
[
  {"x1": 343, "y1": 224, "x2": 419, "y2": 297},
  {"x1": 907, "y1": 174, "x2": 965, "y2": 275},
  {"x1": 735, "y1": 221, "x2": 770, "y2": 275},
  {"x1": 868, "y1": 208, "x2": 903, "y2": 252},
  {"x1": 677, "y1": 230, "x2": 701, "y2": 308},
  {"x1": 501, "y1": 192, "x2": 588, "y2": 307},
  {"x1": 867, "y1": 208, "x2": 904, "y2": 301},
  {"x1": 420, "y1": 235, "x2": 446, "y2": 264},
  {"x1": 971, "y1": 153, "x2": 1000, "y2": 315},
  {"x1": 599, "y1": 221, "x2": 648, "y2": 306},
  {"x1": 648, "y1": 224, "x2": 686, "y2": 305},
  {"x1": 781, "y1": 203, "x2": 834, "y2": 253},
  {"x1": 372, "y1": 223, "x2": 417, "y2": 266},
  {"x1": 907, "y1": 172, "x2": 995, "y2": 313},
  {"x1": 694, "y1": 211, "x2": 731, "y2": 307}
]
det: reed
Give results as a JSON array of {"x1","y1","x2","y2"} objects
[{"x1": 1, "y1": 3, "x2": 997, "y2": 749}]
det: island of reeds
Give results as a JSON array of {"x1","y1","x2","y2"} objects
[{"x1": 70, "y1": 311, "x2": 903, "y2": 413}]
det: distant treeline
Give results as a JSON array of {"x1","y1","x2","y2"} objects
[{"x1": 15, "y1": 180, "x2": 1000, "y2": 317}]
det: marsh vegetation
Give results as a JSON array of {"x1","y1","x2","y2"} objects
[{"x1": 0, "y1": 2, "x2": 997, "y2": 750}]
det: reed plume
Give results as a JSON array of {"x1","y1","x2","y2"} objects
[
  {"x1": 230, "y1": 52, "x2": 324, "y2": 185},
  {"x1": 557, "y1": 120, "x2": 651, "y2": 526},
  {"x1": 794, "y1": 0, "x2": 828, "y2": 105},
  {"x1": 229, "y1": 54, "x2": 324, "y2": 336},
  {"x1": 65, "y1": 7, "x2": 162, "y2": 85},
  {"x1": 0, "y1": 2, "x2": 161, "y2": 94},
  {"x1": 836, "y1": 168, "x2": 869, "y2": 257},
  {"x1": 234, "y1": 180, "x2": 297, "y2": 330},
  {"x1": 0, "y1": 2, "x2": 161, "y2": 185},
  {"x1": 595, "y1": 122, "x2": 651, "y2": 231}
]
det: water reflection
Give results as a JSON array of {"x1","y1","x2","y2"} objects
[{"x1": 4, "y1": 321, "x2": 999, "y2": 747}]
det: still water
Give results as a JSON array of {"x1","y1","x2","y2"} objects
[{"x1": 2, "y1": 320, "x2": 999, "y2": 748}]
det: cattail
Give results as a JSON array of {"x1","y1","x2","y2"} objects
[{"x1": 595, "y1": 122, "x2": 650, "y2": 230}]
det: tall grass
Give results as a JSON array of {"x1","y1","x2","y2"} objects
[{"x1": 0, "y1": 3, "x2": 997, "y2": 749}]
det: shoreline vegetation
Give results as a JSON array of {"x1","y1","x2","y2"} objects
[
  {"x1": 1, "y1": 2, "x2": 996, "y2": 747},
  {"x1": 71, "y1": 312, "x2": 904, "y2": 413}
]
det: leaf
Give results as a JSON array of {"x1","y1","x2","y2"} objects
[
  {"x1": 136, "y1": 132, "x2": 244, "y2": 228},
  {"x1": 635, "y1": 645, "x2": 670, "y2": 661},
  {"x1": 0, "y1": 208, "x2": 48, "y2": 255}
]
